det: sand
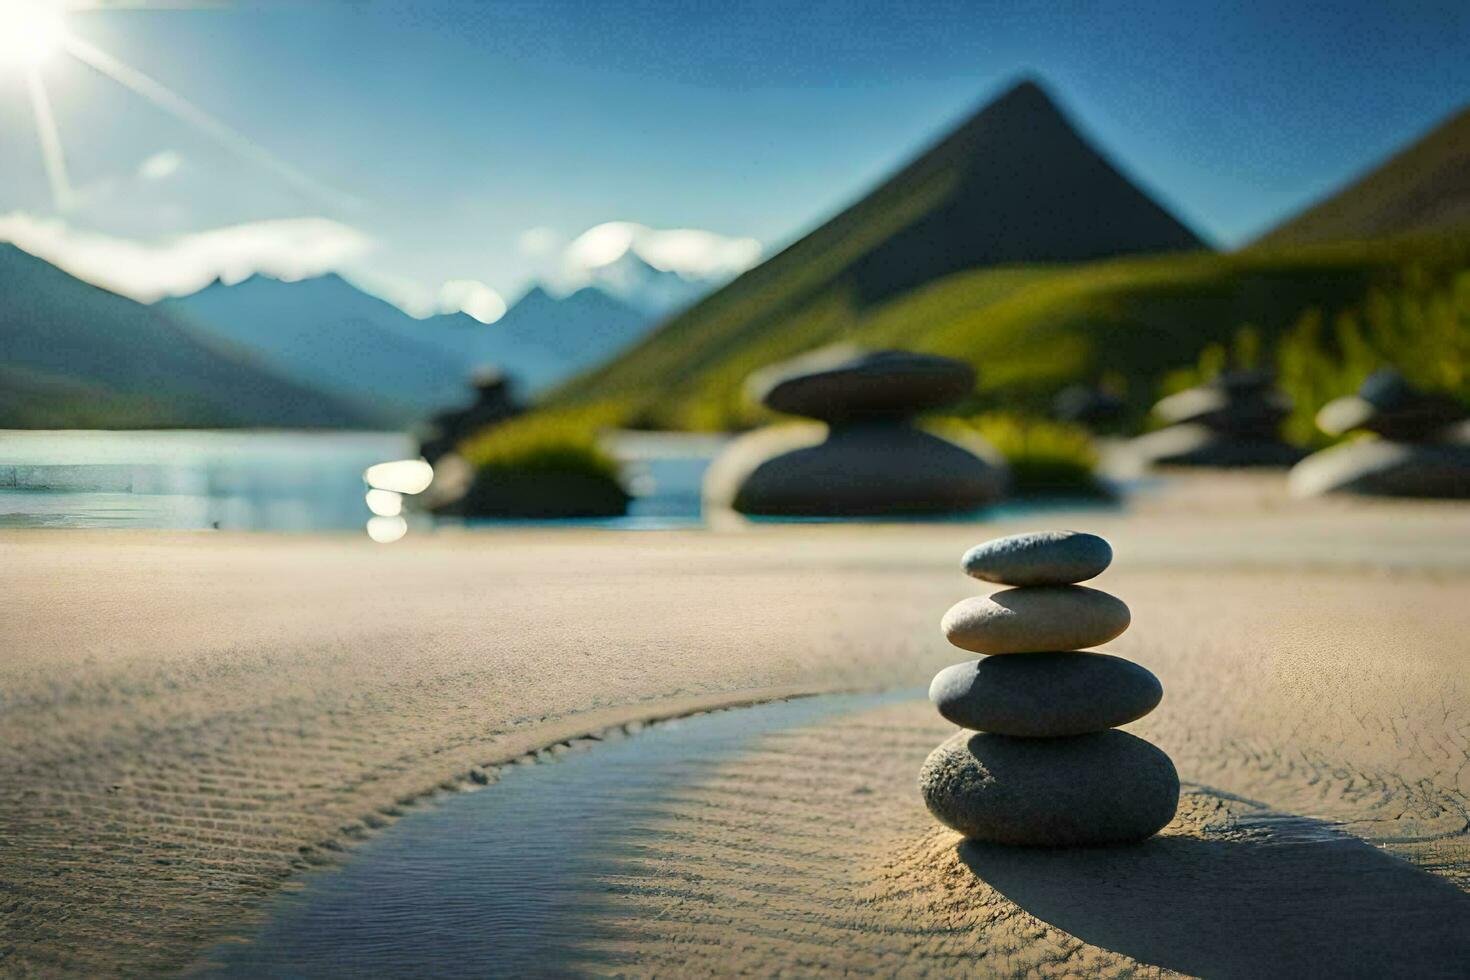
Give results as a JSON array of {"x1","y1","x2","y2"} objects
[
  {"x1": 582, "y1": 700, "x2": 1470, "y2": 978},
  {"x1": 3, "y1": 475, "x2": 1469, "y2": 975}
]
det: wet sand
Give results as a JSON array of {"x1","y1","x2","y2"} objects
[{"x1": 3, "y1": 475, "x2": 1469, "y2": 974}]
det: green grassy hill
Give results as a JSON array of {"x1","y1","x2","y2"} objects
[
  {"x1": 1256, "y1": 103, "x2": 1470, "y2": 247},
  {"x1": 550, "y1": 234, "x2": 1469, "y2": 431}
]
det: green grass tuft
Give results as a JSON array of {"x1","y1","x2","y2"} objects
[
  {"x1": 457, "y1": 401, "x2": 629, "y2": 478},
  {"x1": 934, "y1": 413, "x2": 1105, "y2": 496}
]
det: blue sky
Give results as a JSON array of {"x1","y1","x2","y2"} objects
[{"x1": 1, "y1": 0, "x2": 1466, "y2": 318}]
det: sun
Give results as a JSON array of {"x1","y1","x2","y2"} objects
[{"x1": 0, "y1": 1, "x2": 68, "y2": 70}]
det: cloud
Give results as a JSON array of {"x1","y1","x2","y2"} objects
[
  {"x1": 436, "y1": 278, "x2": 506, "y2": 324},
  {"x1": 531, "y1": 221, "x2": 762, "y2": 314},
  {"x1": 137, "y1": 150, "x2": 182, "y2": 181},
  {"x1": 561, "y1": 221, "x2": 762, "y2": 282},
  {"x1": 520, "y1": 221, "x2": 763, "y2": 302},
  {"x1": 0, "y1": 213, "x2": 374, "y2": 302},
  {"x1": 517, "y1": 226, "x2": 562, "y2": 258}
]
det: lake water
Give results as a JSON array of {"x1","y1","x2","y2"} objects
[
  {"x1": 0, "y1": 430, "x2": 420, "y2": 531},
  {"x1": 191, "y1": 691, "x2": 916, "y2": 978},
  {"x1": 0, "y1": 429, "x2": 1120, "y2": 534},
  {"x1": 0, "y1": 429, "x2": 726, "y2": 532}
]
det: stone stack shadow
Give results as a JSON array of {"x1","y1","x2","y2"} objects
[{"x1": 919, "y1": 531, "x2": 1179, "y2": 846}]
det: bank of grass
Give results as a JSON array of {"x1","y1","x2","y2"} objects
[
  {"x1": 552, "y1": 233, "x2": 1470, "y2": 433},
  {"x1": 932, "y1": 413, "x2": 1106, "y2": 497},
  {"x1": 457, "y1": 401, "x2": 630, "y2": 478},
  {"x1": 1155, "y1": 266, "x2": 1470, "y2": 447}
]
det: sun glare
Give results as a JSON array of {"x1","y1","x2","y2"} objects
[{"x1": 0, "y1": 1, "x2": 67, "y2": 69}]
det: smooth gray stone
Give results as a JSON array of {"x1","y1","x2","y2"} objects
[
  {"x1": 702, "y1": 421, "x2": 1008, "y2": 517},
  {"x1": 1152, "y1": 385, "x2": 1290, "y2": 432},
  {"x1": 929, "y1": 653, "x2": 1162, "y2": 736},
  {"x1": 961, "y1": 530, "x2": 1112, "y2": 586},
  {"x1": 919, "y1": 729, "x2": 1179, "y2": 846},
  {"x1": 1289, "y1": 439, "x2": 1470, "y2": 499},
  {"x1": 1316, "y1": 370, "x2": 1467, "y2": 441},
  {"x1": 941, "y1": 586, "x2": 1130, "y2": 655},
  {"x1": 747, "y1": 345, "x2": 975, "y2": 423}
]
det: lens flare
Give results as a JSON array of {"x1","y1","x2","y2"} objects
[{"x1": 0, "y1": 2, "x2": 67, "y2": 69}]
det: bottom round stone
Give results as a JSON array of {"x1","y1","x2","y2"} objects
[{"x1": 919, "y1": 729, "x2": 1179, "y2": 846}]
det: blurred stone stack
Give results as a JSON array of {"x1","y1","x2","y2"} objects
[
  {"x1": 702, "y1": 345, "x2": 1008, "y2": 516},
  {"x1": 1131, "y1": 370, "x2": 1306, "y2": 467},
  {"x1": 919, "y1": 531, "x2": 1179, "y2": 846},
  {"x1": 1052, "y1": 383, "x2": 1126, "y2": 432},
  {"x1": 418, "y1": 368, "x2": 523, "y2": 465},
  {"x1": 1290, "y1": 369, "x2": 1470, "y2": 498}
]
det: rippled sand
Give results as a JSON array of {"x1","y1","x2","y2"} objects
[
  {"x1": 3, "y1": 474, "x2": 1469, "y2": 974},
  {"x1": 579, "y1": 698, "x2": 1470, "y2": 977}
]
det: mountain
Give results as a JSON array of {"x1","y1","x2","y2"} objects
[
  {"x1": 160, "y1": 274, "x2": 477, "y2": 424},
  {"x1": 161, "y1": 273, "x2": 657, "y2": 417},
  {"x1": 487, "y1": 284, "x2": 653, "y2": 389},
  {"x1": 0, "y1": 244, "x2": 375, "y2": 429},
  {"x1": 554, "y1": 77, "x2": 1208, "y2": 424},
  {"x1": 1255, "y1": 104, "x2": 1470, "y2": 247},
  {"x1": 579, "y1": 251, "x2": 711, "y2": 317}
]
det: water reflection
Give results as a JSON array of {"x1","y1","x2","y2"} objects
[
  {"x1": 363, "y1": 458, "x2": 434, "y2": 495},
  {"x1": 362, "y1": 458, "x2": 437, "y2": 541},
  {"x1": 364, "y1": 488, "x2": 403, "y2": 517},
  {"x1": 0, "y1": 430, "x2": 416, "y2": 531},
  {"x1": 0, "y1": 429, "x2": 1132, "y2": 536},
  {"x1": 365, "y1": 515, "x2": 408, "y2": 543}
]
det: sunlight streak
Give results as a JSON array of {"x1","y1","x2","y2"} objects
[
  {"x1": 23, "y1": 66, "x2": 73, "y2": 211},
  {"x1": 62, "y1": 34, "x2": 362, "y2": 212}
]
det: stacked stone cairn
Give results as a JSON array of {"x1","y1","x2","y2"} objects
[
  {"x1": 1290, "y1": 369, "x2": 1470, "y2": 499},
  {"x1": 418, "y1": 367, "x2": 523, "y2": 465},
  {"x1": 702, "y1": 344, "x2": 1008, "y2": 516},
  {"x1": 919, "y1": 530, "x2": 1179, "y2": 846},
  {"x1": 1130, "y1": 369, "x2": 1306, "y2": 468}
]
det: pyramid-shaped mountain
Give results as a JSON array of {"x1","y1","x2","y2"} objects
[
  {"x1": 558, "y1": 78, "x2": 1206, "y2": 409},
  {"x1": 1254, "y1": 103, "x2": 1470, "y2": 247},
  {"x1": 837, "y1": 78, "x2": 1205, "y2": 306}
]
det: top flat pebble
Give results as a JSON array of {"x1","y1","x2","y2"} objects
[{"x1": 962, "y1": 530, "x2": 1112, "y2": 586}]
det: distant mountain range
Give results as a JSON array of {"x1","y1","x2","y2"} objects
[
  {"x1": 1255, "y1": 104, "x2": 1470, "y2": 247},
  {"x1": 160, "y1": 274, "x2": 474, "y2": 424},
  {"x1": 0, "y1": 248, "x2": 669, "y2": 428},
  {"x1": 0, "y1": 244, "x2": 375, "y2": 429},
  {"x1": 158, "y1": 270, "x2": 662, "y2": 424},
  {"x1": 486, "y1": 282, "x2": 654, "y2": 384}
]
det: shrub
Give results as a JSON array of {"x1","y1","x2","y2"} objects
[
  {"x1": 940, "y1": 413, "x2": 1106, "y2": 496},
  {"x1": 1275, "y1": 269, "x2": 1470, "y2": 446},
  {"x1": 457, "y1": 401, "x2": 628, "y2": 478}
]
